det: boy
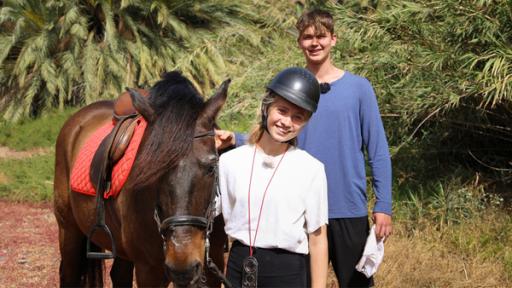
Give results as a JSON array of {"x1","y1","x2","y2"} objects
[{"x1": 295, "y1": 9, "x2": 392, "y2": 287}]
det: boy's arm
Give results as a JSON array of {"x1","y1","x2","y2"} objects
[{"x1": 360, "y1": 80, "x2": 393, "y2": 240}]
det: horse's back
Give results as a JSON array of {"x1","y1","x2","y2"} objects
[{"x1": 54, "y1": 101, "x2": 114, "y2": 221}]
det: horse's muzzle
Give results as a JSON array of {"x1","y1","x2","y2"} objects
[
  {"x1": 167, "y1": 260, "x2": 202, "y2": 288},
  {"x1": 164, "y1": 227, "x2": 206, "y2": 287}
]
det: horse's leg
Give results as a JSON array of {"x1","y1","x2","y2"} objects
[
  {"x1": 134, "y1": 263, "x2": 169, "y2": 287},
  {"x1": 204, "y1": 215, "x2": 228, "y2": 288},
  {"x1": 54, "y1": 101, "x2": 113, "y2": 287},
  {"x1": 110, "y1": 257, "x2": 134, "y2": 287},
  {"x1": 57, "y1": 223, "x2": 88, "y2": 287},
  {"x1": 57, "y1": 224, "x2": 105, "y2": 287}
]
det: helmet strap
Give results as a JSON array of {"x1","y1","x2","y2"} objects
[{"x1": 261, "y1": 106, "x2": 269, "y2": 133}]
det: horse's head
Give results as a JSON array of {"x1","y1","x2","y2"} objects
[{"x1": 128, "y1": 72, "x2": 229, "y2": 287}]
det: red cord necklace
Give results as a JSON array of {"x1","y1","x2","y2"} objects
[{"x1": 247, "y1": 143, "x2": 289, "y2": 256}]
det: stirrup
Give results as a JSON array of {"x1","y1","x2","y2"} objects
[{"x1": 86, "y1": 223, "x2": 116, "y2": 259}]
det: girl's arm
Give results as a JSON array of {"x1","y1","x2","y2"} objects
[{"x1": 309, "y1": 225, "x2": 328, "y2": 288}]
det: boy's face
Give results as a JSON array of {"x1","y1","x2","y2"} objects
[{"x1": 298, "y1": 26, "x2": 336, "y2": 65}]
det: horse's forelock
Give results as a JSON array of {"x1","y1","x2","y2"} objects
[
  {"x1": 129, "y1": 72, "x2": 206, "y2": 189},
  {"x1": 148, "y1": 71, "x2": 202, "y2": 112}
]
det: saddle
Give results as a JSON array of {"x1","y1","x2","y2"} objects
[
  {"x1": 90, "y1": 88, "x2": 149, "y2": 192},
  {"x1": 85, "y1": 88, "x2": 149, "y2": 259}
]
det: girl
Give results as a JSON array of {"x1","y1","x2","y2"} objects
[{"x1": 217, "y1": 67, "x2": 328, "y2": 288}]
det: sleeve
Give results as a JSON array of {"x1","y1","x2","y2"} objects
[
  {"x1": 215, "y1": 155, "x2": 228, "y2": 217},
  {"x1": 359, "y1": 79, "x2": 393, "y2": 215},
  {"x1": 304, "y1": 164, "x2": 329, "y2": 233},
  {"x1": 234, "y1": 132, "x2": 248, "y2": 148}
]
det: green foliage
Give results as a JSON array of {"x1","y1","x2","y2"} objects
[
  {"x1": 213, "y1": 0, "x2": 304, "y2": 129},
  {"x1": 0, "y1": 107, "x2": 77, "y2": 150},
  {"x1": 0, "y1": 154, "x2": 54, "y2": 202},
  {"x1": 311, "y1": 0, "x2": 512, "y2": 180},
  {"x1": 0, "y1": 0, "x2": 285, "y2": 121}
]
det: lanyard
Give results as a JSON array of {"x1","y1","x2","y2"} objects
[{"x1": 247, "y1": 144, "x2": 288, "y2": 256}]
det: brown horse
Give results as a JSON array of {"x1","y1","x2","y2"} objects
[{"x1": 53, "y1": 71, "x2": 229, "y2": 287}]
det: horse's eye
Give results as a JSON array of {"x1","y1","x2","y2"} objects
[
  {"x1": 201, "y1": 155, "x2": 218, "y2": 175},
  {"x1": 206, "y1": 164, "x2": 216, "y2": 175}
]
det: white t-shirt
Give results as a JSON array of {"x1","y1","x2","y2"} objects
[{"x1": 216, "y1": 144, "x2": 328, "y2": 254}]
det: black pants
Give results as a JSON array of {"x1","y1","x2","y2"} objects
[
  {"x1": 328, "y1": 217, "x2": 374, "y2": 288},
  {"x1": 227, "y1": 241, "x2": 307, "y2": 288}
]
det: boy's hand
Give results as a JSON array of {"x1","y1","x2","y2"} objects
[
  {"x1": 215, "y1": 129, "x2": 235, "y2": 150},
  {"x1": 372, "y1": 212, "x2": 392, "y2": 242}
]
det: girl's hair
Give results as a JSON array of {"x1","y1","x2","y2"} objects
[
  {"x1": 248, "y1": 91, "x2": 277, "y2": 144},
  {"x1": 296, "y1": 9, "x2": 334, "y2": 36},
  {"x1": 247, "y1": 92, "x2": 311, "y2": 146}
]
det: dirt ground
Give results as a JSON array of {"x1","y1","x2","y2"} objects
[
  {"x1": 0, "y1": 201, "x2": 123, "y2": 288},
  {"x1": 0, "y1": 200, "x2": 60, "y2": 287},
  {"x1": 0, "y1": 146, "x2": 51, "y2": 159}
]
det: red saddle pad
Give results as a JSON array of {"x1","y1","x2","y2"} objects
[{"x1": 70, "y1": 117, "x2": 147, "y2": 198}]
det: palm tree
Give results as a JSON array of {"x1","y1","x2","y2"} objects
[{"x1": 0, "y1": 0, "x2": 279, "y2": 121}]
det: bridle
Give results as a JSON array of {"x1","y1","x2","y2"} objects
[
  {"x1": 157, "y1": 130, "x2": 216, "y2": 230},
  {"x1": 156, "y1": 130, "x2": 217, "y2": 235},
  {"x1": 153, "y1": 129, "x2": 232, "y2": 287}
]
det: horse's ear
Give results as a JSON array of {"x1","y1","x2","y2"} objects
[
  {"x1": 199, "y1": 79, "x2": 230, "y2": 125},
  {"x1": 126, "y1": 88, "x2": 155, "y2": 122}
]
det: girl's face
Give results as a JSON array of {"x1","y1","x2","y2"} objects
[{"x1": 265, "y1": 96, "x2": 310, "y2": 143}]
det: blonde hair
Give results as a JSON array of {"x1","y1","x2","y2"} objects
[{"x1": 248, "y1": 91, "x2": 276, "y2": 144}]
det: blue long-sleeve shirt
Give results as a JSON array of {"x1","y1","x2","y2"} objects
[{"x1": 297, "y1": 72, "x2": 392, "y2": 218}]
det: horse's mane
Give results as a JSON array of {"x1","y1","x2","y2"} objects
[{"x1": 130, "y1": 71, "x2": 205, "y2": 189}]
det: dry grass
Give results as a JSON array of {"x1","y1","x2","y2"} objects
[
  {"x1": 376, "y1": 236, "x2": 508, "y2": 287},
  {"x1": 0, "y1": 172, "x2": 8, "y2": 185},
  {"x1": 369, "y1": 222, "x2": 511, "y2": 288},
  {"x1": 326, "y1": 235, "x2": 510, "y2": 287}
]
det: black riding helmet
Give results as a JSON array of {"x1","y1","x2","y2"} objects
[{"x1": 267, "y1": 67, "x2": 320, "y2": 113}]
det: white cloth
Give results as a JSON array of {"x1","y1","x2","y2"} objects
[
  {"x1": 216, "y1": 144, "x2": 328, "y2": 254},
  {"x1": 355, "y1": 225, "x2": 385, "y2": 278}
]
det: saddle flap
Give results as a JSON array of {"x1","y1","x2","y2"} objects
[
  {"x1": 90, "y1": 116, "x2": 139, "y2": 192},
  {"x1": 110, "y1": 117, "x2": 139, "y2": 163}
]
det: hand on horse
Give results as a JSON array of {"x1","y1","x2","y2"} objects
[
  {"x1": 214, "y1": 129, "x2": 235, "y2": 150},
  {"x1": 372, "y1": 212, "x2": 392, "y2": 242}
]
